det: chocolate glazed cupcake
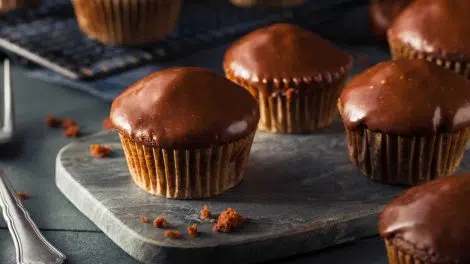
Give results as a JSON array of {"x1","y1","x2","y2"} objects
[
  {"x1": 73, "y1": 0, "x2": 182, "y2": 45},
  {"x1": 338, "y1": 59, "x2": 470, "y2": 185},
  {"x1": 224, "y1": 23, "x2": 352, "y2": 134},
  {"x1": 110, "y1": 67, "x2": 260, "y2": 199},
  {"x1": 388, "y1": 0, "x2": 470, "y2": 79},
  {"x1": 380, "y1": 174, "x2": 470, "y2": 264}
]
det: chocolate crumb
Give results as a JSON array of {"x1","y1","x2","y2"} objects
[
  {"x1": 187, "y1": 224, "x2": 198, "y2": 238},
  {"x1": 213, "y1": 208, "x2": 244, "y2": 233},
  {"x1": 90, "y1": 144, "x2": 112, "y2": 158},
  {"x1": 64, "y1": 125, "x2": 80, "y2": 138},
  {"x1": 45, "y1": 115, "x2": 62, "y2": 128},
  {"x1": 140, "y1": 215, "x2": 149, "y2": 223},
  {"x1": 16, "y1": 192, "x2": 30, "y2": 200},
  {"x1": 61, "y1": 119, "x2": 78, "y2": 129},
  {"x1": 164, "y1": 230, "x2": 181, "y2": 239},
  {"x1": 152, "y1": 216, "x2": 167, "y2": 228},
  {"x1": 200, "y1": 205, "x2": 211, "y2": 220}
]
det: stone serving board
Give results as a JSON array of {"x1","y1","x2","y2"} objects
[{"x1": 55, "y1": 120, "x2": 406, "y2": 264}]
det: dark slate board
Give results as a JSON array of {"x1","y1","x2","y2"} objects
[{"x1": 55, "y1": 121, "x2": 405, "y2": 264}]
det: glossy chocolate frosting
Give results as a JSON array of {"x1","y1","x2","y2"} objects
[
  {"x1": 224, "y1": 23, "x2": 352, "y2": 84},
  {"x1": 369, "y1": 0, "x2": 412, "y2": 42},
  {"x1": 388, "y1": 0, "x2": 470, "y2": 60},
  {"x1": 339, "y1": 59, "x2": 470, "y2": 135},
  {"x1": 379, "y1": 174, "x2": 470, "y2": 263},
  {"x1": 110, "y1": 67, "x2": 260, "y2": 148}
]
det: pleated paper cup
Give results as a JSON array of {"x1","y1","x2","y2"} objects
[
  {"x1": 225, "y1": 69, "x2": 349, "y2": 134},
  {"x1": 0, "y1": 0, "x2": 41, "y2": 12},
  {"x1": 119, "y1": 132, "x2": 256, "y2": 199},
  {"x1": 344, "y1": 126, "x2": 470, "y2": 185},
  {"x1": 229, "y1": 0, "x2": 304, "y2": 7},
  {"x1": 72, "y1": 0, "x2": 182, "y2": 46},
  {"x1": 388, "y1": 37, "x2": 470, "y2": 79},
  {"x1": 384, "y1": 239, "x2": 433, "y2": 264}
]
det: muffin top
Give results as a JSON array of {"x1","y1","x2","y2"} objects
[
  {"x1": 338, "y1": 59, "x2": 470, "y2": 135},
  {"x1": 224, "y1": 23, "x2": 352, "y2": 83},
  {"x1": 379, "y1": 174, "x2": 470, "y2": 263},
  {"x1": 388, "y1": 0, "x2": 470, "y2": 60},
  {"x1": 369, "y1": 0, "x2": 413, "y2": 42},
  {"x1": 110, "y1": 67, "x2": 260, "y2": 149}
]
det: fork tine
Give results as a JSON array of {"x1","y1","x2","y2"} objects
[{"x1": 3, "y1": 59, "x2": 13, "y2": 134}]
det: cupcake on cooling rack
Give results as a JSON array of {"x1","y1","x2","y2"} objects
[
  {"x1": 224, "y1": 23, "x2": 352, "y2": 134},
  {"x1": 0, "y1": 0, "x2": 41, "y2": 12},
  {"x1": 72, "y1": 0, "x2": 182, "y2": 45},
  {"x1": 229, "y1": 0, "x2": 304, "y2": 7},
  {"x1": 110, "y1": 67, "x2": 260, "y2": 199},
  {"x1": 380, "y1": 174, "x2": 470, "y2": 264},
  {"x1": 338, "y1": 59, "x2": 470, "y2": 185},
  {"x1": 388, "y1": 0, "x2": 470, "y2": 78}
]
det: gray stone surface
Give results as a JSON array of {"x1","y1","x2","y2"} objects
[{"x1": 56, "y1": 123, "x2": 405, "y2": 264}]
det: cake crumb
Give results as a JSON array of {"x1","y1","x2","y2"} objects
[
  {"x1": 200, "y1": 205, "x2": 211, "y2": 220},
  {"x1": 187, "y1": 224, "x2": 198, "y2": 238},
  {"x1": 139, "y1": 215, "x2": 149, "y2": 223},
  {"x1": 103, "y1": 118, "x2": 114, "y2": 130},
  {"x1": 152, "y1": 216, "x2": 167, "y2": 228},
  {"x1": 164, "y1": 230, "x2": 181, "y2": 239},
  {"x1": 45, "y1": 115, "x2": 62, "y2": 128},
  {"x1": 61, "y1": 119, "x2": 78, "y2": 129},
  {"x1": 213, "y1": 208, "x2": 244, "y2": 233},
  {"x1": 64, "y1": 125, "x2": 80, "y2": 138},
  {"x1": 90, "y1": 144, "x2": 112, "y2": 158},
  {"x1": 16, "y1": 192, "x2": 29, "y2": 200}
]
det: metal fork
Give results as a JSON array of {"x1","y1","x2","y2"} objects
[{"x1": 0, "y1": 59, "x2": 67, "y2": 264}]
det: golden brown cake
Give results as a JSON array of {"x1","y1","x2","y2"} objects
[
  {"x1": 72, "y1": 0, "x2": 182, "y2": 45},
  {"x1": 110, "y1": 67, "x2": 260, "y2": 199}
]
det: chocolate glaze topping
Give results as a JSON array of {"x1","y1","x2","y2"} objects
[
  {"x1": 389, "y1": 0, "x2": 470, "y2": 61},
  {"x1": 110, "y1": 67, "x2": 260, "y2": 148},
  {"x1": 223, "y1": 23, "x2": 352, "y2": 87},
  {"x1": 339, "y1": 59, "x2": 470, "y2": 135},
  {"x1": 369, "y1": 0, "x2": 412, "y2": 42},
  {"x1": 379, "y1": 174, "x2": 470, "y2": 263}
]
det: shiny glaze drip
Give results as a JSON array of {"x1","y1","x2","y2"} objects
[
  {"x1": 379, "y1": 174, "x2": 470, "y2": 263},
  {"x1": 223, "y1": 23, "x2": 352, "y2": 90},
  {"x1": 339, "y1": 59, "x2": 470, "y2": 135},
  {"x1": 388, "y1": 0, "x2": 470, "y2": 60},
  {"x1": 110, "y1": 67, "x2": 260, "y2": 148}
]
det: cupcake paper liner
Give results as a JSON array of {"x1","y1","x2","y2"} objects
[
  {"x1": 384, "y1": 239, "x2": 427, "y2": 264},
  {"x1": 389, "y1": 38, "x2": 470, "y2": 79},
  {"x1": 119, "y1": 132, "x2": 255, "y2": 199},
  {"x1": 0, "y1": 0, "x2": 41, "y2": 12},
  {"x1": 225, "y1": 69, "x2": 348, "y2": 134},
  {"x1": 73, "y1": 0, "x2": 182, "y2": 46},
  {"x1": 344, "y1": 127, "x2": 470, "y2": 185}
]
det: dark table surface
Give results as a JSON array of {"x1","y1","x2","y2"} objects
[{"x1": 0, "y1": 51, "x2": 388, "y2": 263}]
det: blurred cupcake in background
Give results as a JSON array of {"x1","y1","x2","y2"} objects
[
  {"x1": 230, "y1": 0, "x2": 304, "y2": 8},
  {"x1": 368, "y1": 0, "x2": 413, "y2": 43},
  {"x1": 72, "y1": 0, "x2": 182, "y2": 46},
  {"x1": 0, "y1": 0, "x2": 41, "y2": 13}
]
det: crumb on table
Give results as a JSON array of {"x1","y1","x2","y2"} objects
[
  {"x1": 103, "y1": 118, "x2": 114, "y2": 130},
  {"x1": 64, "y1": 125, "x2": 80, "y2": 138},
  {"x1": 187, "y1": 224, "x2": 198, "y2": 238},
  {"x1": 61, "y1": 119, "x2": 78, "y2": 129},
  {"x1": 140, "y1": 215, "x2": 149, "y2": 223},
  {"x1": 200, "y1": 205, "x2": 211, "y2": 220},
  {"x1": 16, "y1": 192, "x2": 30, "y2": 200},
  {"x1": 90, "y1": 144, "x2": 112, "y2": 158},
  {"x1": 152, "y1": 216, "x2": 167, "y2": 228},
  {"x1": 164, "y1": 230, "x2": 181, "y2": 239},
  {"x1": 213, "y1": 208, "x2": 244, "y2": 233},
  {"x1": 45, "y1": 115, "x2": 62, "y2": 128}
]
